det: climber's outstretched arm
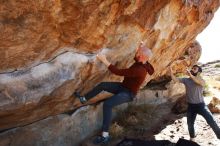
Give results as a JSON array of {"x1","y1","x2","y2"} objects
[{"x1": 96, "y1": 54, "x2": 144, "y2": 77}]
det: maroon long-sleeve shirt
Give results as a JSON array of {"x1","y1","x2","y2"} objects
[{"x1": 108, "y1": 61, "x2": 154, "y2": 95}]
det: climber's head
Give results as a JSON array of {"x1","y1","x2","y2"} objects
[
  {"x1": 135, "y1": 42, "x2": 153, "y2": 64},
  {"x1": 190, "y1": 65, "x2": 202, "y2": 76}
]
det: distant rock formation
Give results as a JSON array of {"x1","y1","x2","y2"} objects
[{"x1": 208, "y1": 97, "x2": 220, "y2": 113}]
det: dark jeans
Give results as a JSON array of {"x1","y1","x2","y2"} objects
[
  {"x1": 187, "y1": 103, "x2": 220, "y2": 138},
  {"x1": 84, "y1": 82, "x2": 134, "y2": 132}
]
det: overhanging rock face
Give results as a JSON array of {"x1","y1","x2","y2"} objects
[{"x1": 0, "y1": 0, "x2": 219, "y2": 131}]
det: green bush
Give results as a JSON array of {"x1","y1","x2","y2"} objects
[
  {"x1": 215, "y1": 64, "x2": 220, "y2": 68},
  {"x1": 203, "y1": 83, "x2": 212, "y2": 97}
]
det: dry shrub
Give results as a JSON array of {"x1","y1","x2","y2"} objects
[{"x1": 109, "y1": 122, "x2": 124, "y2": 138}]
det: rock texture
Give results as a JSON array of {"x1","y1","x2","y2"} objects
[
  {"x1": 0, "y1": 0, "x2": 219, "y2": 134},
  {"x1": 0, "y1": 89, "x2": 169, "y2": 146},
  {"x1": 171, "y1": 95, "x2": 188, "y2": 114},
  {"x1": 0, "y1": 105, "x2": 104, "y2": 146},
  {"x1": 208, "y1": 97, "x2": 220, "y2": 113},
  {"x1": 170, "y1": 41, "x2": 202, "y2": 74}
]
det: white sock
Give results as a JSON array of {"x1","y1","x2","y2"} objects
[{"x1": 102, "y1": 132, "x2": 109, "y2": 137}]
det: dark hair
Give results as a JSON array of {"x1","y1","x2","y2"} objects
[{"x1": 193, "y1": 65, "x2": 202, "y2": 73}]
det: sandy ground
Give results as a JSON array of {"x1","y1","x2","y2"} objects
[{"x1": 154, "y1": 113, "x2": 220, "y2": 146}]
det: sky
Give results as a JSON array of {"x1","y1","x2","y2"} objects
[{"x1": 197, "y1": 9, "x2": 220, "y2": 63}]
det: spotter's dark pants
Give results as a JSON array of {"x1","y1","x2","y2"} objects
[{"x1": 187, "y1": 103, "x2": 220, "y2": 138}]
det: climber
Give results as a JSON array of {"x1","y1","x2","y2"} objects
[
  {"x1": 73, "y1": 42, "x2": 154, "y2": 145},
  {"x1": 169, "y1": 64, "x2": 220, "y2": 141}
]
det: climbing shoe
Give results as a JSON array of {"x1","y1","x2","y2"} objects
[{"x1": 73, "y1": 92, "x2": 87, "y2": 104}]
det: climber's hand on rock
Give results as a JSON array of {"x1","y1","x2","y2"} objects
[
  {"x1": 97, "y1": 54, "x2": 107, "y2": 62},
  {"x1": 96, "y1": 54, "x2": 111, "y2": 67}
]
